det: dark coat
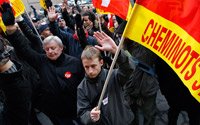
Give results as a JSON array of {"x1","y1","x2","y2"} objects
[
  {"x1": 155, "y1": 56, "x2": 200, "y2": 124},
  {"x1": 155, "y1": 56, "x2": 200, "y2": 110},
  {"x1": 123, "y1": 41, "x2": 159, "y2": 101},
  {"x1": 6, "y1": 29, "x2": 84, "y2": 117},
  {"x1": 60, "y1": 26, "x2": 75, "y2": 34},
  {"x1": 17, "y1": 19, "x2": 44, "y2": 54},
  {"x1": 77, "y1": 50, "x2": 135, "y2": 125},
  {"x1": 0, "y1": 60, "x2": 32, "y2": 125}
]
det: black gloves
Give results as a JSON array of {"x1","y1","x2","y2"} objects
[
  {"x1": 75, "y1": 14, "x2": 82, "y2": 29},
  {"x1": 30, "y1": 5, "x2": 36, "y2": 11},
  {"x1": 45, "y1": 0, "x2": 53, "y2": 9},
  {"x1": 0, "y1": 2, "x2": 15, "y2": 26},
  {"x1": 75, "y1": 14, "x2": 88, "y2": 49}
]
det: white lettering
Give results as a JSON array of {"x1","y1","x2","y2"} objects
[{"x1": 101, "y1": 0, "x2": 110, "y2": 7}]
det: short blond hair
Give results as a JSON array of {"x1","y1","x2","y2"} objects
[{"x1": 81, "y1": 45, "x2": 101, "y2": 60}]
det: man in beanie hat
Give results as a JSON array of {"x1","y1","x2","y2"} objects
[
  {"x1": 38, "y1": 23, "x2": 52, "y2": 39},
  {"x1": 32, "y1": 17, "x2": 40, "y2": 28}
]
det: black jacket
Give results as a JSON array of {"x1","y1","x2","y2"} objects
[
  {"x1": 17, "y1": 19, "x2": 44, "y2": 54},
  {"x1": 62, "y1": 9, "x2": 75, "y2": 31},
  {"x1": 77, "y1": 50, "x2": 135, "y2": 125},
  {"x1": 6, "y1": 29, "x2": 84, "y2": 117},
  {"x1": 0, "y1": 60, "x2": 32, "y2": 125},
  {"x1": 155, "y1": 57, "x2": 200, "y2": 110},
  {"x1": 123, "y1": 41, "x2": 159, "y2": 101}
]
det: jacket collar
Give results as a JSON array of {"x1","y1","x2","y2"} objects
[
  {"x1": 85, "y1": 68, "x2": 105, "y2": 84},
  {"x1": 49, "y1": 52, "x2": 65, "y2": 66}
]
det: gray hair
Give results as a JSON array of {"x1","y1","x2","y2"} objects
[{"x1": 42, "y1": 36, "x2": 63, "y2": 47}]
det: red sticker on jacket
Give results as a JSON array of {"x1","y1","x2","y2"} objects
[{"x1": 65, "y1": 72, "x2": 71, "y2": 79}]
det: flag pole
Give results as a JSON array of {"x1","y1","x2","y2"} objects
[
  {"x1": 97, "y1": 13, "x2": 108, "y2": 64},
  {"x1": 97, "y1": 13, "x2": 102, "y2": 32},
  {"x1": 97, "y1": 35, "x2": 125, "y2": 110},
  {"x1": 24, "y1": 9, "x2": 43, "y2": 43}
]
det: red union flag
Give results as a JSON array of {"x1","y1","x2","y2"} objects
[
  {"x1": 123, "y1": 0, "x2": 200, "y2": 102},
  {"x1": 0, "y1": 0, "x2": 25, "y2": 32},
  {"x1": 107, "y1": 14, "x2": 114, "y2": 32},
  {"x1": 92, "y1": 0, "x2": 132, "y2": 20}
]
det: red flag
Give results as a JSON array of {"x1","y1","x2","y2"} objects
[
  {"x1": 123, "y1": 0, "x2": 200, "y2": 102},
  {"x1": 107, "y1": 14, "x2": 114, "y2": 32},
  {"x1": 137, "y1": 0, "x2": 200, "y2": 44},
  {"x1": 92, "y1": 0, "x2": 132, "y2": 20}
]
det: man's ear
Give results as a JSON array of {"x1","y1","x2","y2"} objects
[
  {"x1": 60, "y1": 45, "x2": 63, "y2": 51},
  {"x1": 100, "y1": 59, "x2": 104, "y2": 66}
]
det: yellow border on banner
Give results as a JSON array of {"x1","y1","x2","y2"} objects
[
  {"x1": 10, "y1": 0, "x2": 25, "y2": 17},
  {"x1": 123, "y1": 4, "x2": 200, "y2": 102},
  {"x1": 125, "y1": 2, "x2": 133, "y2": 21},
  {"x1": 96, "y1": 8, "x2": 111, "y2": 14},
  {"x1": 0, "y1": 17, "x2": 6, "y2": 33}
]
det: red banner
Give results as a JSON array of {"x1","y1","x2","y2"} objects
[
  {"x1": 107, "y1": 14, "x2": 114, "y2": 32},
  {"x1": 137, "y1": 0, "x2": 200, "y2": 43},
  {"x1": 92, "y1": 0, "x2": 132, "y2": 20},
  {"x1": 123, "y1": 0, "x2": 200, "y2": 102}
]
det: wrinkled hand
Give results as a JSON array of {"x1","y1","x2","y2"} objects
[
  {"x1": 93, "y1": 32, "x2": 117, "y2": 54},
  {"x1": 47, "y1": 6, "x2": 58, "y2": 21},
  {"x1": 90, "y1": 107, "x2": 100, "y2": 122},
  {"x1": 45, "y1": 0, "x2": 53, "y2": 9},
  {"x1": 0, "y1": 2, "x2": 15, "y2": 26}
]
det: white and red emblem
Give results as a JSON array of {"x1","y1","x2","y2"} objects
[{"x1": 65, "y1": 72, "x2": 71, "y2": 79}]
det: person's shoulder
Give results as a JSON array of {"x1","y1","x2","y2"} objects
[
  {"x1": 65, "y1": 54, "x2": 81, "y2": 62},
  {"x1": 88, "y1": 35, "x2": 95, "y2": 40},
  {"x1": 62, "y1": 29, "x2": 73, "y2": 36},
  {"x1": 65, "y1": 54, "x2": 78, "y2": 59},
  {"x1": 87, "y1": 35, "x2": 97, "y2": 44},
  {"x1": 77, "y1": 78, "x2": 87, "y2": 89}
]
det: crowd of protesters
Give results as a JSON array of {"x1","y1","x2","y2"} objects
[{"x1": 0, "y1": 0, "x2": 199, "y2": 125}]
